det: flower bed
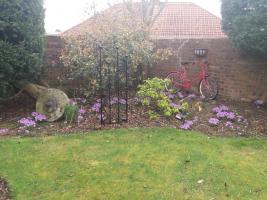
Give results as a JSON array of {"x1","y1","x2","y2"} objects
[{"x1": 0, "y1": 89, "x2": 266, "y2": 137}]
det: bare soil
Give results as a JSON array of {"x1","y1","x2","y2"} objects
[{"x1": 0, "y1": 179, "x2": 10, "y2": 200}]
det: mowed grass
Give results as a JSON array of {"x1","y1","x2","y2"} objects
[{"x1": 0, "y1": 128, "x2": 267, "y2": 200}]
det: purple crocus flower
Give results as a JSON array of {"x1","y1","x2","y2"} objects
[
  {"x1": 119, "y1": 99, "x2": 126, "y2": 105},
  {"x1": 212, "y1": 105, "x2": 229, "y2": 113},
  {"x1": 91, "y1": 102, "x2": 101, "y2": 112},
  {"x1": 79, "y1": 108, "x2": 86, "y2": 115},
  {"x1": 226, "y1": 112, "x2": 235, "y2": 120},
  {"x1": 179, "y1": 120, "x2": 194, "y2": 130},
  {"x1": 212, "y1": 106, "x2": 221, "y2": 113},
  {"x1": 220, "y1": 105, "x2": 229, "y2": 111},
  {"x1": 18, "y1": 118, "x2": 36, "y2": 127},
  {"x1": 168, "y1": 94, "x2": 175, "y2": 99},
  {"x1": 31, "y1": 112, "x2": 39, "y2": 117},
  {"x1": 34, "y1": 114, "x2": 47, "y2": 122},
  {"x1": 216, "y1": 111, "x2": 227, "y2": 118},
  {"x1": 209, "y1": 118, "x2": 220, "y2": 126},
  {"x1": 110, "y1": 97, "x2": 119, "y2": 105}
]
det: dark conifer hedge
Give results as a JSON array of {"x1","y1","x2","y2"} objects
[
  {"x1": 222, "y1": 0, "x2": 267, "y2": 57},
  {"x1": 0, "y1": 0, "x2": 45, "y2": 98}
]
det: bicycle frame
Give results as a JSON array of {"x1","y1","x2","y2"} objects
[{"x1": 169, "y1": 60, "x2": 209, "y2": 90}]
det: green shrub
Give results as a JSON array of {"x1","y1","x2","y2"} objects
[
  {"x1": 0, "y1": 0, "x2": 45, "y2": 98},
  {"x1": 64, "y1": 104, "x2": 79, "y2": 123},
  {"x1": 222, "y1": 0, "x2": 267, "y2": 57},
  {"x1": 137, "y1": 78, "x2": 179, "y2": 118}
]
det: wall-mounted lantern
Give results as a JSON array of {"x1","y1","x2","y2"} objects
[{"x1": 194, "y1": 48, "x2": 208, "y2": 57}]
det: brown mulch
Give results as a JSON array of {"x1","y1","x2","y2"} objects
[
  {"x1": 0, "y1": 179, "x2": 11, "y2": 200},
  {"x1": 0, "y1": 93, "x2": 266, "y2": 137}
]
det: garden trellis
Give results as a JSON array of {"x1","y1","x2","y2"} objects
[{"x1": 97, "y1": 45, "x2": 129, "y2": 125}]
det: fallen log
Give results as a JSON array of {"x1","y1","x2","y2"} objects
[{"x1": 22, "y1": 83, "x2": 69, "y2": 122}]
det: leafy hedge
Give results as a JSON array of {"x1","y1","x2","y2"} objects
[
  {"x1": 222, "y1": 0, "x2": 267, "y2": 57},
  {"x1": 0, "y1": 0, "x2": 45, "y2": 98}
]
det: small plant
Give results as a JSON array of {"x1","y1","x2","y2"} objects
[
  {"x1": 148, "y1": 110, "x2": 160, "y2": 120},
  {"x1": 137, "y1": 78, "x2": 179, "y2": 118},
  {"x1": 64, "y1": 104, "x2": 79, "y2": 123}
]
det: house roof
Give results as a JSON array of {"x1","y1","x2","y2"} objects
[{"x1": 63, "y1": 2, "x2": 227, "y2": 39}]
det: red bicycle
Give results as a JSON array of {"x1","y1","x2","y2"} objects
[{"x1": 165, "y1": 60, "x2": 218, "y2": 100}]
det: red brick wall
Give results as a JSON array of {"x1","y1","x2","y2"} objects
[
  {"x1": 42, "y1": 35, "x2": 66, "y2": 86},
  {"x1": 42, "y1": 36, "x2": 267, "y2": 101},
  {"x1": 152, "y1": 38, "x2": 267, "y2": 101}
]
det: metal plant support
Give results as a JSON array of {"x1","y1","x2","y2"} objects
[{"x1": 98, "y1": 45, "x2": 129, "y2": 125}]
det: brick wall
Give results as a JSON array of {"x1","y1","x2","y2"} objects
[
  {"x1": 42, "y1": 35, "x2": 66, "y2": 86},
  {"x1": 42, "y1": 35, "x2": 267, "y2": 101},
  {"x1": 152, "y1": 38, "x2": 267, "y2": 101}
]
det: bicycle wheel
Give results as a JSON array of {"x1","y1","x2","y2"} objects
[
  {"x1": 165, "y1": 72, "x2": 183, "y2": 93},
  {"x1": 199, "y1": 76, "x2": 218, "y2": 100}
]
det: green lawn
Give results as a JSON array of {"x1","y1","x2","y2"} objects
[{"x1": 0, "y1": 128, "x2": 267, "y2": 200}]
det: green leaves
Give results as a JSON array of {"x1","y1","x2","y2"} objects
[
  {"x1": 0, "y1": 0, "x2": 44, "y2": 98},
  {"x1": 222, "y1": 0, "x2": 267, "y2": 57},
  {"x1": 137, "y1": 78, "x2": 178, "y2": 118}
]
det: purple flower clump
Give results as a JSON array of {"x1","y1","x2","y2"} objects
[
  {"x1": 31, "y1": 112, "x2": 47, "y2": 122},
  {"x1": 91, "y1": 102, "x2": 101, "y2": 112},
  {"x1": 212, "y1": 105, "x2": 229, "y2": 113},
  {"x1": 179, "y1": 120, "x2": 194, "y2": 130},
  {"x1": 18, "y1": 118, "x2": 36, "y2": 127},
  {"x1": 216, "y1": 111, "x2": 227, "y2": 118},
  {"x1": 119, "y1": 98, "x2": 126, "y2": 105},
  {"x1": 213, "y1": 105, "x2": 229, "y2": 113},
  {"x1": 226, "y1": 112, "x2": 235, "y2": 120},
  {"x1": 110, "y1": 97, "x2": 119, "y2": 105},
  {"x1": 216, "y1": 111, "x2": 235, "y2": 120},
  {"x1": 209, "y1": 118, "x2": 220, "y2": 126}
]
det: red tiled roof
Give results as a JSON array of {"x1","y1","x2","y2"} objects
[
  {"x1": 63, "y1": 2, "x2": 227, "y2": 39},
  {"x1": 150, "y1": 2, "x2": 227, "y2": 39}
]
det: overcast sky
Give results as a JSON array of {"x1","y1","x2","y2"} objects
[{"x1": 44, "y1": 0, "x2": 222, "y2": 34}]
